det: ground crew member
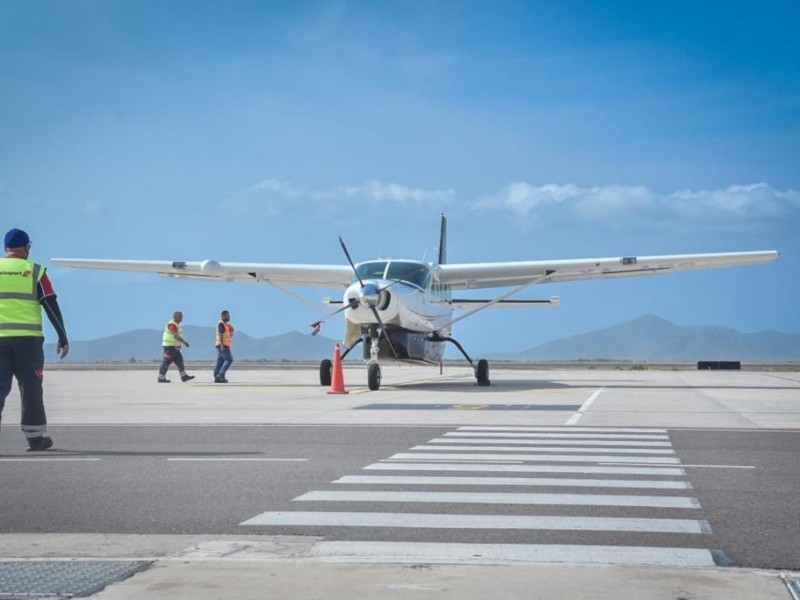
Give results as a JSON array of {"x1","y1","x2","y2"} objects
[
  {"x1": 0, "y1": 228, "x2": 69, "y2": 451},
  {"x1": 213, "y1": 309, "x2": 234, "y2": 383},
  {"x1": 158, "y1": 311, "x2": 194, "y2": 383}
]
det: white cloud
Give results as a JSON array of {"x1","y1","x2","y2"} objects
[
  {"x1": 228, "y1": 178, "x2": 455, "y2": 215},
  {"x1": 472, "y1": 182, "x2": 800, "y2": 232}
]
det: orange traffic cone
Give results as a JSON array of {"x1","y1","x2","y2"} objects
[{"x1": 327, "y1": 343, "x2": 348, "y2": 395}]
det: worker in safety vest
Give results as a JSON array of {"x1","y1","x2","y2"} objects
[
  {"x1": 157, "y1": 311, "x2": 195, "y2": 383},
  {"x1": 213, "y1": 309, "x2": 234, "y2": 383},
  {"x1": 0, "y1": 228, "x2": 69, "y2": 451}
]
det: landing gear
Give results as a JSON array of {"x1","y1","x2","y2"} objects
[
  {"x1": 368, "y1": 362, "x2": 382, "y2": 391},
  {"x1": 319, "y1": 359, "x2": 332, "y2": 386},
  {"x1": 476, "y1": 358, "x2": 490, "y2": 386},
  {"x1": 428, "y1": 332, "x2": 491, "y2": 387},
  {"x1": 366, "y1": 326, "x2": 382, "y2": 390}
]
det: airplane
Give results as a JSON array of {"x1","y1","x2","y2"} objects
[{"x1": 51, "y1": 215, "x2": 778, "y2": 391}]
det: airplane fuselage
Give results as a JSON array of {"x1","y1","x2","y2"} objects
[{"x1": 342, "y1": 260, "x2": 452, "y2": 363}]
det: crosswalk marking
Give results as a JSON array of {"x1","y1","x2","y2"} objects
[
  {"x1": 366, "y1": 462, "x2": 687, "y2": 475},
  {"x1": 431, "y1": 437, "x2": 673, "y2": 446},
  {"x1": 239, "y1": 424, "x2": 727, "y2": 567},
  {"x1": 295, "y1": 490, "x2": 700, "y2": 508},
  {"x1": 391, "y1": 452, "x2": 681, "y2": 464},
  {"x1": 241, "y1": 511, "x2": 710, "y2": 533},
  {"x1": 334, "y1": 475, "x2": 693, "y2": 489},
  {"x1": 444, "y1": 432, "x2": 670, "y2": 440},
  {"x1": 310, "y1": 541, "x2": 720, "y2": 567},
  {"x1": 412, "y1": 445, "x2": 676, "y2": 454},
  {"x1": 456, "y1": 427, "x2": 668, "y2": 433}
]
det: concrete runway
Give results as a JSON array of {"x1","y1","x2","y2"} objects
[{"x1": 0, "y1": 365, "x2": 799, "y2": 599}]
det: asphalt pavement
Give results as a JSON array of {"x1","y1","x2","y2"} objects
[{"x1": 0, "y1": 365, "x2": 798, "y2": 599}]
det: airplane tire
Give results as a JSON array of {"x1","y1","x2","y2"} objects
[
  {"x1": 319, "y1": 359, "x2": 332, "y2": 386},
  {"x1": 476, "y1": 359, "x2": 490, "y2": 386},
  {"x1": 368, "y1": 362, "x2": 381, "y2": 391}
]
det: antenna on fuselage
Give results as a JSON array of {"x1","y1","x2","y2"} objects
[{"x1": 438, "y1": 214, "x2": 447, "y2": 265}]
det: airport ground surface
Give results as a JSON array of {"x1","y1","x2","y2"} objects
[{"x1": 1, "y1": 365, "x2": 799, "y2": 599}]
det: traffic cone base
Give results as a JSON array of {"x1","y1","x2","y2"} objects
[{"x1": 327, "y1": 343, "x2": 348, "y2": 394}]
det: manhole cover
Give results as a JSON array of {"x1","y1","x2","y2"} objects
[{"x1": 0, "y1": 560, "x2": 149, "y2": 598}]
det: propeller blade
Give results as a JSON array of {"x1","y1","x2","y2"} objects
[
  {"x1": 370, "y1": 307, "x2": 399, "y2": 359},
  {"x1": 339, "y1": 236, "x2": 364, "y2": 287}
]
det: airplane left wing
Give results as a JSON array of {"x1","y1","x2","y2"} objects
[
  {"x1": 50, "y1": 258, "x2": 354, "y2": 289},
  {"x1": 437, "y1": 251, "x2": 779, "y2": 290}
]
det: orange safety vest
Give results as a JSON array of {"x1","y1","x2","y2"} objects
[{"x1": 215, "y1": 321, "x2": 234, "y2": 347}]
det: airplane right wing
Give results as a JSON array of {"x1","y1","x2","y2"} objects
[
  {"x1": 437, "y1": 251, "x2": 779, "y2": 290},
  {"x1": 50, "y1": 258, "x2": 354, "y2": 289}
]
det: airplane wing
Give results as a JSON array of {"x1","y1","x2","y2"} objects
[
  {"x1": 437, "y1": 251, "x2": 779, "y2": 290},
  {"x1": 50, "y1": 258, "x2": 354, "y2": 289}
]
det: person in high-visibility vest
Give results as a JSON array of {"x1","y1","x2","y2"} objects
[
  {"x1": 213, "y1": 310, "x2": 234, "y2": 383},
  {"x1": 157, "y1": 311, "x2": 195, "y2": 383},
  {"x1": 0, "y1": 228, "x2": 69, "y2": 451}
]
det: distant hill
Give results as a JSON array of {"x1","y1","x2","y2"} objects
[
  {"x1": 44, "y1": 325, "x2": 343, "y2": 362},
  {"x1": 44, "y1": 315, "x2": 800, "y2": 363},
  {"x1": 487, "y1": 314, "x2": 800, "y2": 362}
]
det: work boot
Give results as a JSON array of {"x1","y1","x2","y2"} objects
[
  {"x1": 158, "y1": 376, "x2": 170, "y2": 383},
  {"x1": 27, "y1": 436, "x2": 53, "y2": 452},
  {"x1": 181, "y1": 374, "x2": 195, "y2": 382}
]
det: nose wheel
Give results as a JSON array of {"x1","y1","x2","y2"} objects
[{"x1": 367, "y1": 362, "x2": 382, "y2": 390}]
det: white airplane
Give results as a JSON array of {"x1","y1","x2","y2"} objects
[{"x1": 52, "y1": 216, "x2": 778, "y2": 390}]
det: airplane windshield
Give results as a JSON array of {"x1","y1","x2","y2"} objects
[
  {"x1": 353, "y1": 261, "x2": 388, "y2": 282},
  {"x1": 352, "y1": 261, "x2": 430, "y2": 288},
  {"x1": 386, "y1": 262, "x2": 430, "y2": 289}
]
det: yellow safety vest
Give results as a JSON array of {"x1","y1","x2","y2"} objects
[
  {"x1": 162, "y1": 320, "x2": 182, "y2": 347},
  {"x1": 215, "y1": 321, "x2": 234, "y2": 347},
  {"x1": 0, "y1": 258, "x2": 44, "y2": 338}
]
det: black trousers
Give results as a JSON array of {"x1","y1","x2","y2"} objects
[
  {"x1": 0, "y1": 337, "x2": 47, "y2": 437},
  {"x1": 159, "y1": 346, "x2": 185, "y2": 376}
]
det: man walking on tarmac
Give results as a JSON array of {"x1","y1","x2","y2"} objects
[
  {"x1": 213, "y1": 309, "x2": 234, "y2": 383},
  {"x1": 0, "y1": 228, "x2": 69, "y2": 451},
  {"x1": 158, "y1": 311, "x2": 195, "y2": 383}
]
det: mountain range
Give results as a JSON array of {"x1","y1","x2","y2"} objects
[
  {"x1": 43, "y1": 315, "x2": 800, "y2": 363},
  {"x1": 487, "y1": 314, "x2": 800, "y2": 362}
]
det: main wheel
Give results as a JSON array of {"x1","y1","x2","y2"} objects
[
  {"x1": 367, "y1": 362, "x2": 381, "y2": 391},
  {"x1": 476, "y1": 358, "x2": 490, "y2": 386},
  {"x1": 319, "y1": 359, "x2": 332, "y2": 386}
]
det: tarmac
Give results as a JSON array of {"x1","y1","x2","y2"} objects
[{"x1": 1, "y1": 363, "x2": 799, "y2": 599}]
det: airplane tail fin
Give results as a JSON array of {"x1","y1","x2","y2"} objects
[{"x1": 438, "y1": 214, "x2": 447, "y2": 265}]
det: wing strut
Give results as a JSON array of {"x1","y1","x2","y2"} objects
[
  {"x1": 438, "y1": 275, "x2": 547, "y2": 331},
  {"x1": 251, "y1": 275, "x2": 346, "y2": 323}
]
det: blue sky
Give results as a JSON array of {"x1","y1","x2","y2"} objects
[{"x1": 2, "y1": 0, "x2": 798, "y2": 355}]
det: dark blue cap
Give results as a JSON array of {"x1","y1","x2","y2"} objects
[{"x1": 4, "y1": 228, "x2": 31, "y2": 249}]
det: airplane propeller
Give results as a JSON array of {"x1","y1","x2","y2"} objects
[{"x1": 338, "y1": 236, "x2": 399, "y2": 358}]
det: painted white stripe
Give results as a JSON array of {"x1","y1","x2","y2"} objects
[
  {"x1": 445, "y1": 432, "x2": 670, "y2": 440},
  {"x1": 413, "y1": 445, "x2": 676, "y2": 454},
  {"x1": 391, "y1": 453, "x2": 680, "y2": 464},
  {"x1": 366, "y1": 462, "x2": 687, "y2": 476},
  {"x1": 335, "y1": 475, "x2": 692, "y2": 490},
  {"x1": 565, "y1": 413, "x2": 583, "y2": 425},
  {"x1": 310, "y1": 541, "x2": 718, "y2": 567},
  {"x1": 566, "y1": 387, "x2": 605, "y2": 425},
  {"x1": 295, "y1": 490, "x2": 699, "y2": 509},
  {"x1": 167, "y1": 458, "x2": 308, "y2": 462},
  {"x1": 600, "y1": 462, "x2": 756, "y2": 470},
  {"x1": 432, "y1": 438, "x2": 673, "y2": 447},
  {"x1": 458, "y1": 427, "x2": 667, "y2": 433},
  {"x1": 0, "y1": 458, "x2": 101, "y2": 462},
  {"x1": 241, "y1": 511, "x2": 710, "y2": 533}
]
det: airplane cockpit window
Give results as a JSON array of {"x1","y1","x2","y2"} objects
[
  {"x1": 386, "y1": 261, "x2": 430, "y2": 289},
  {"x1": 354, "y1": 261, "x2": 388, "y2": 282}
]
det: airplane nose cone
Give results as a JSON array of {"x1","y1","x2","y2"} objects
[{"x1": 358, "y1": 283, "x2": 380, "y2": 307}]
